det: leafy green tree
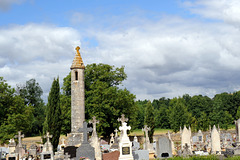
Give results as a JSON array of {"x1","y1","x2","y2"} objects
[
  {"x1": 60, "y1": 63, "x2": 137, "y2": 137},
  {"x1": 155, "y1": 104, "x2": 170, "y2": 129},
  {"x1": 168, "y1": 98, "x2": 192, "y2": 132},
  {"x1": 144, "y1": 101, "x2": 155, "y2": 143},
  {"x1": 44, "y1": 78, "x2": 62, "y2": 151},
  {"x1": 209, "y1": 98, "x2": 233, "y2": 130},
  {"x1": 135, "y1": 100, "x2": 148, "y2": 129},
  {"x1": 197, "y1": 112, "x2": 210, "y2": 131},
  {"x1": 16, "y1": 79, "x2": 45, "y2": 136},
  {"x1": 0, "y1": 77, "x2": 34, "y2": 143}
]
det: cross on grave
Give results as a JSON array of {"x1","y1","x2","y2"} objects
[
  {"x1": 64, "y1": 153, "x2": 70, "y2": 160},
  {"x1": 119, "y1": 122, "x2": 131, "y2": 138},
  {"x1": 78, "y1": 121, "x2": 93, "y2": 144},
  {"x1": 61, "y1": 138, "x2": 65, "y2": 145},
  {"x1": 44, "y1": 132, "x2": 52, "y2": 144},
  {"x1": 142, "y1": 125, "x2": 150, "y2": 141},
  {"x1": 118, "y1": 114, "x2": 128, "y2": 125},
  {"x1": 114, "y1": 129, "x2": 118, "y2": 138},
  {"x1": 89, "y1": 116, "x2": 99, "y2": 137},
  {"x1": 110, "y1": 133, "x2": 114, "y2": 139},
  {"x1": 15, "y1": 131, "x2": 24, "y2": 147},
  {"x1": 44, "y1": 132, "x2": 52, "y2": 151}
]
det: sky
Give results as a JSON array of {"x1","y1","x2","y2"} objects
[{"x1": 1, "y1": 0, "x2": 240, "y2": 102}]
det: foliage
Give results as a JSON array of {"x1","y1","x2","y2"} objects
[
  {"x1": 16, "y1": 79, "x2": 45, "y2": 136},
  {"x1": 44, "y1": 77, "x2": 62, "y2": 151},
  {"x1": 144, "y1": 101, "x2": 155, "y2": 143},
  {"x1": 168, "y1": 98, "x2": 192, "y2": 132},
  {"x1": 61, "y1": 63, "x2": 137, "y2": 137},
  {"x1": 0, "y1": 77, "x2": 34, "y2": 143}
]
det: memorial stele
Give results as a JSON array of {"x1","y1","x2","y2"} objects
[{"x1": 67, "y1": 46, "x2": 85, "y2": 146}]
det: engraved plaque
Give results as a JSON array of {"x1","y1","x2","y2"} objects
[
  {"x1": 122, "y1": 147, "x2": 130, "y2": 155},
  {"x1": 44, "y1": 154, "x2": 51, "y2": 159}
]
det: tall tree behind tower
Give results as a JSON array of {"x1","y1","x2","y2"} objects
[{"x1": 45, "y1": 77, "x2": 62, "y2": 151}]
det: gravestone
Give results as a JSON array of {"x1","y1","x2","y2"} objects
[
  {"x1": 59, "y1": 138, "x2": 66, "y2": 151},
  {"x1": 110, "y1": 133, "x2": 114, "y2": 146},
  {"x1": 14, "y1": 131, "x2": 25, "y2": 159},
  {"x1": 181, "y1": 126, "x2": 192, "y2": 152},
  {"x1": 64, "y1": 146, "x2": 77, "y2": 159},
  {"x1": 182, "y1": 143, "x2": 191, "y2": 157},
  {"x1": 7, "y1": 139, "x2": 18, "y2": 160},
  {"x1": 28, "y1": 144, "x2": 37, "y2": 157},
  {"x1": 89, "y1": 116, "x2": 102, "y2": 160},
  {"x1": 142, "y1": 125, "x2": 154, "y2": 153},
  {"x1": 156, "y1": 136, "x2": 172, "y2": 158},
  {"x1": 114, "y1": 129, "x2": 118, "y2": 139},
  {"x1": 76, "y1": 121, "x2": 95, "y2": 160},
  {"x1": 40, "y1": 132, "x2": 54, "y2": 160},
  {"x1": 132, "y1": 141, "x2": 140, "y2": 151},
  {"x1": 64, "y1": 153, "x2": 70, "y2": 160},
  {"x1": 132, "y1": 150, "x2": 149, "y2": 160},
  {"x1": 118, "y1": 122, "x2": 133, "y2": 160},
  {"x1": 168, "y1": 131, "x2": 176, "y2": 155},
  {"x1": 211, "y1": 125, "x2": 221, "y2": 154}
]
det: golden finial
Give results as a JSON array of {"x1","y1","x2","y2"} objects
[{"x1": 75, "y1": 46, "x2": 80, "y2": 54}]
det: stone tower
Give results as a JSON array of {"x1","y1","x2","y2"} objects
[
  {"x1": 67, "y1": 46, "x2": 85, "y2": 146},
  {"x1": 70, "y1": 46, "x2": 85, "y2": 132}
]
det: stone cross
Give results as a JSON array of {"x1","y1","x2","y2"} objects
[
  {"x1": 119, "y1": 122, "x2": 131, "y2": 138},
  {"x1": 89, "y1": 116, "x2": 99, "y2": 137},
  {"x1": 44, "y1": 132, "x2": 52, "y2": 144},
  {"x1": 78, "y1": 121, "x2": 93, "y2": 144},
  {"x1": 114, "y1": 128, "x2": 118, "y2": 138},
  {"x1": 64, "y1": 153, "x2": 71, "y2": 160},
  {"x1": 110, "y1": 133, "x2": 114, "y2": 139},
  {"x1": 15, "y1": 131, "x2": 24, "y2": 147},
  {"x1": 61, "y1": 138, "x2": 65, "y2": 145},
  {"x1": 118, "y1": 114, "x2": 128, "y2": 125},
  {"x1": 142, "y1": 125, "x2": 150, "y2": 140}
]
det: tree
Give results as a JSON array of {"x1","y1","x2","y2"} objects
[
  {"x1": 16, "y1": 79, "x2": 45, "y2": 136},
  {"x1": 135, "y1": 100, "x2": 148, "y2": 129},
  {"x1": 168, "y1": 98, "x2": 192, "y2": 132},
  {"x1": 60, "y1": 63, "x2": 137, "y2": 137},
  {"x1": 144, "y1": 101, "x2": 155, "y2": 143},
  {"x1": 0, "y1": 77, "x2": 34, "y2": 143},
  {"x1": 44, "y1": 77, "x2": 62, "y2": 151}
]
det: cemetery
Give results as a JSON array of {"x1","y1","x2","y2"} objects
[{"x1": 1, "y1": 47, "x2": 240, "y2": 160}]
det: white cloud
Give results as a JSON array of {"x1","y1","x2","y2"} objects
[
  {"x1": 0, "y1": 24, "x2": 81, "y2": 101},
  {"x1": 0, "y1": 0, "x2": 25, "y2": 11},
  {"x1": 184, "y1": 0, "x2": 240, "y2": 27}
]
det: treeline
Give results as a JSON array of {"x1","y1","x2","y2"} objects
[
  {"x1": 0, "y1": 63, "x2": 240, "y2": 145},
  {"x1": 135, "y1": 92, "x2": 240, "y2": 132}
]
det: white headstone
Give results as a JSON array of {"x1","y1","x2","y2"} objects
[
  {"x1": 211, "y1": 125, "x2": 221, "y2": 154},
  {"x1": 181, "y1": 126, "x2": 192, "y2": 152},
  {"x1": 119, "y1": 122, "x2": 133, "y2": 160}
]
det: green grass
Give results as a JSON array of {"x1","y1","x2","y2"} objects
[
  {"x1": 130, "y1": 128, "x2": 173, "y2": 136},
  {"x1": 154, "y1": 155, "x2": 240, "y2": 160}
]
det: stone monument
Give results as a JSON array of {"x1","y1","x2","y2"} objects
[
  {"x1": 76, "y1": 121, "x2": 95, "y2": 160},
  {"x1": 40, "y1": 132, "x2": 54, "y2": 160},
  {"x1": 89, "y1": 116, "x2": 102, "y2": 160},
  {"x1": 156, "y1": 136, "x2": 172, "y2": 158},
  {"x1": 14, "y1": 131, "x2": 25, "y2": 159},
  {"x1": 118, "y1": 122, "x2": 133, "y2": 160},
  {"x1": 211, "y1": 125, "x2": 221, "y2": 154},
  {"x1": 181, "y1": 126, "x2": 192, "y2": 153},
  {"x1": 7, "y1": 138, "x2": 18, "y2": 160},
  {"x1": 67, "y1": 46, "x2": 85, "y2": 146}
]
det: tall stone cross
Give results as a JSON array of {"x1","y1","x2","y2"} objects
[
  {"x1": 44, "y1": 132, "x2": 52, "y2": 151},
  {"x1": 110, "y1": 133, "x2": 114, "y2": 139},
  {"x1": 61, "y1": 138, "x2": 65, "y2": 145},
  {"x1": 89, "y1": 116, "x2": 99, "y2": 137},
  {"x1": 114, "y1": 128, "x2": 118, "y2": 138},
  {"x1": 15, "y1": 131, "x2": 24, "y2": 147},
  {"x1": 142, "y1": 125, "x2": 150, "y2": 142},
  {"x1": 78, "y1": 121, "x2": 93, "y2": 144},
  {"x1": 119, "y1": 122, "x2": 131, "y2": 138},
  {"x1": 117, "y1": 114, "x2": 128, "y2": 125}
]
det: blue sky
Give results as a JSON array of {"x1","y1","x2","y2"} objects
[{"x1": 1, "y1": 0, "x2": 240, "y2": 101}]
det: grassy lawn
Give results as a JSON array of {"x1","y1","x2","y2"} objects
[{"x1": 130, "y1": 128, "x2": 173, "y2": 136}]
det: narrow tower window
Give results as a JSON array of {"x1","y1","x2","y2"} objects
[{"x1": 75, "y1": 71, "x2": 78, "y2": 80}]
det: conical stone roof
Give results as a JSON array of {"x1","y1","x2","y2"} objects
[{"x1": 71, "y1": 46, "x2": 85, "y2": 69}]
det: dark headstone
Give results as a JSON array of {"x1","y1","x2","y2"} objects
[
  {"x1": 8, "y1": 157, "x2": 16, "y2": 160},
  {"x1": 76, "y1": 122, "x2": 95, "y2": 160},
  {"x1": 64, "y1": 146, "x2": 77, "y2": 158},
  {"x1": 132, "y1": 150, "x2": 149, "y2": 160}
]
